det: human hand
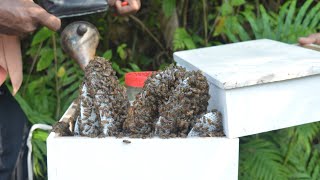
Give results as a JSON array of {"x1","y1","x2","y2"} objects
[
  {"x1": 298, "y1": 33, "x2": 320, "y2": 46},
  {"x1": 108, "y1": 0, "x2": 141, "y2": 15},
  {"x1": 0, "y1": 0, "x2": 61, "y2": 36}
]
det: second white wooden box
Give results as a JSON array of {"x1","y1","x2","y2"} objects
[{"x1": 174, "y1": 39, "x2": 320, "y2": 138}]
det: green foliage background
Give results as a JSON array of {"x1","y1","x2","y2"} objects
[{"x1": 12, "y1": 0, "x2": 320, "y2": 179}]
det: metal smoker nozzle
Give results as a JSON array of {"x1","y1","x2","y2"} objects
[{"x1": 61, "y1": 21, "x2": 100, "y2": 70}]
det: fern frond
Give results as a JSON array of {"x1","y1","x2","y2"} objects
[
  {"x1": 234, "y1": 18, "x2": 251, "y2": 41},
  {"x1": 289, "y1": 147, "x2": 320, "y2": 179},
  {"x1": 240, "y1": 138, "x2": 289, "y2": 180},
  {"x1": 302, "y1": 2, "x2": 320, "y2": 29},
  {"x1": 59, "y1": 59, "x2": 83, "y2": 113},
  {"x1": 173, "y1": 28, "x2": 196, "y2": 51},
  {"x1": 226, "y1": 0, "x2": 319, "y2": 43},
  {"x1": 260, "y1": 5, "x2": 274, "y2": 39},
  {"x1": 294, "y1": 0, "x2": 313, "y2": 29},
  {"x1": 307, "y1": 149, "x2": 320, "y2": 179},
  {"x1": 276, "y1": 0, "x2": 291, "y2": 40},
  {"x1": 309, "y1": 9, "x2": 320, "y2": 29},
  {"x1": 295, "y1": 122, "x2": 320, "y2": 145},
  {"x1": 241, "y1": 11, "x2": 260, "y2": 39},
  {"x1": 224, "y1": 27, "x2": 240, "y2": 42},
  {"x1": 14, "y1": 92, "x2": 55, "y2": 125},
  {"x1": 284, "y1": 0, "x2": 297, "y2": 35}
]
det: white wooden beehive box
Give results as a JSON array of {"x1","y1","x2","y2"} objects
[
  {"x1": 174, "y1": 39, "x2": 320, "y2": 138},
  {"x1": 47, "y1": 104, "x2": 239, "y2": 180}
]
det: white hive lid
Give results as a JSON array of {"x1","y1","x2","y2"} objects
[{"x1": 174, "y1": 39, "x2": 320, "y2": 89}]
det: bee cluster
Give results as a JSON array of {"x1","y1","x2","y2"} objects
[
  {"x1": 123, "y1": 66, "x2": 188, "y2": 137},
  {"x1": 52, "y1": 121, "x2": 72, "y2": 136},
  {"x1": 188, "y1": 110, "x2": 224, "y2": 137},
  {"x1": 124, "y1": 65, "x2": 214, "y2": 138},
  {"x1": 74, "y1": 57, "x2": 129, "y2": 137},
  {"x1": 53, "y1": 57, "x2": 224, "y2": 138}
]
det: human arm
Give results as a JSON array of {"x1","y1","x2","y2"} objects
[
  {"x1": 0, "y1": 0, "x2": 61, "y2": 94},
  {"x1": 0, "y1": 0, "x2": 61, "y2": 36}
]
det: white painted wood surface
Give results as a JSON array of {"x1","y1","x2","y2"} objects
[
  {"x1": 47, "y1": 133, "x2": 239, "y2": 180},
  {"x1": 47, "y1": 104, "x2": 239, "y2": 180},
  {"x1": 174, "y1": 39, "x2": 320, "y2": 89},
  {"x1": 174, "y1": 39, "x2": 320, "y2": 138},
  {"x1": 210, "y1": 75, "x2": 320, "y2": 138}
]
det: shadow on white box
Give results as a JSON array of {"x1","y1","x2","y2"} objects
[
  {"x1": 175, "y1": 39, "x2": 320, "y2": 138},
  {"x1": 47, "y1": 104, "x2": 239, "y2": 180}
]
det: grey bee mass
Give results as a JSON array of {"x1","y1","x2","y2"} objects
[{"x1": 53, "y1": 57, "x2": 224, "y2": 138}]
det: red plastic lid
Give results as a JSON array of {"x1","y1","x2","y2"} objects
[{"x1": 125, "y1": 71, "x2": 154, "y2": 88}]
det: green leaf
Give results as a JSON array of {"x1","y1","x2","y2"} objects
[
  {"x1": 173, "y1": 28, "x2": 196, "y2": 51},
  {"x1": 122, "y1": 68, "x2": 133, "y2": 73},
  {"x1": 162, "y1": 0, "x2": 176, "y2": 17},
  {"x1": 225, "y1": 28, "x2": 239, "y2": 42},
  {"x1": 117, "y1": 44, "x2": 127, "y2": 60},
  {"x1": 27, "y1": 77, "x2": 45, "y2": 95},
  {"x1": 240, "y1": 138, "x2": 289, "y2": 180},
  {"x1": 231, "y1": 0, "x2": 246, "y2": 6},
  {"x1": 303, "y1": 2, "x2": 320, "y2": 28},
  {"x1": 62, "y1": 75, "x2": 78, "y2": 87},
  {"x1": 260, "y1": 5, "x2": 273, "y2": 39},
  {"x1": 57, "y1": 66, "x2": 66, "y2": 78},
  {"x1": 129, "y1": 63, "x2": 141, "y2": 72},
  {"x1": 221, "y1": 2, "x2": 233, "y2": 16},
  {"x1": 60, "y1": 82, "x2": 80, "y2": 100},
  {"x1": 14, "y1": 93, "x2": 34, "y2": 118},
  {"x1": 309, "y1": 10, "x2": 320, "y2": 29},
  {"x1": 235, "y1": 21, "x2": 250, "y2": 41},
  {"x1": 103, "y1": 50, "x2": 113, "y2": 60},
  {"x1": 62, "y1": 90, "x2": 79, "y2": 111},
  {"x1": 294, "y1": 0, "x2": 313, "y2": 29},
  {"x1": 284, "y1": 0, "x2": 297, "y2": 36},
  {"x1": 276, "y1": 1, "x2": 291, "y2": 40},
  {"x1": 32, "y1": 139, "x2": 47, "y2": 177},
  {"x1": 33, "y1": 130, "x2": 50, "y2": 141},
  {"x1": 241, "y1": 11, "x2": 260, "y2": 39},
  {"x1": 32, "y1": 27, "x2": 53, "y2": 46},
  {"x1": 112, "y1": 62, "x2": 125, "y2": 75},
  {"x1": 213, "y1": 16, "x2": 226, "y2": 37},
  {"x1": 36, "y1": 48, "x2": 54, "y2": 71}
]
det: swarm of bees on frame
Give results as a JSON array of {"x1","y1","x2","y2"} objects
[
  {"x1": 53, "y1": 57, "x2": 224, "y2": 138},
  {"x1": 74, "y1": 57, "x2": 129, "y2": 137}
]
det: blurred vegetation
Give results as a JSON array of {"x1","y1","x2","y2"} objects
[{"x1": 10, "y1": 0, "x2": 320, "y2": 179}]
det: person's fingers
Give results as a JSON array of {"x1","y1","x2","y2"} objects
[
  {"x1": 32, "y1": 5, "x2": 61, "y2": 31},
  {"x1": 299, "y1": 33, "x2": 320, "y2": 45},
  {"x1": 298, "y1": 37, "x2": 316, "y2": 45},
  {"x1": 115, "y1": 1, "x2": 131, "y2": 15},
  {"x1": 308, "y1": 33, "x2": 320, "y2": 45},
  {"x1": 115, "y1": 0, "x2": 140, "y2": 15}
]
